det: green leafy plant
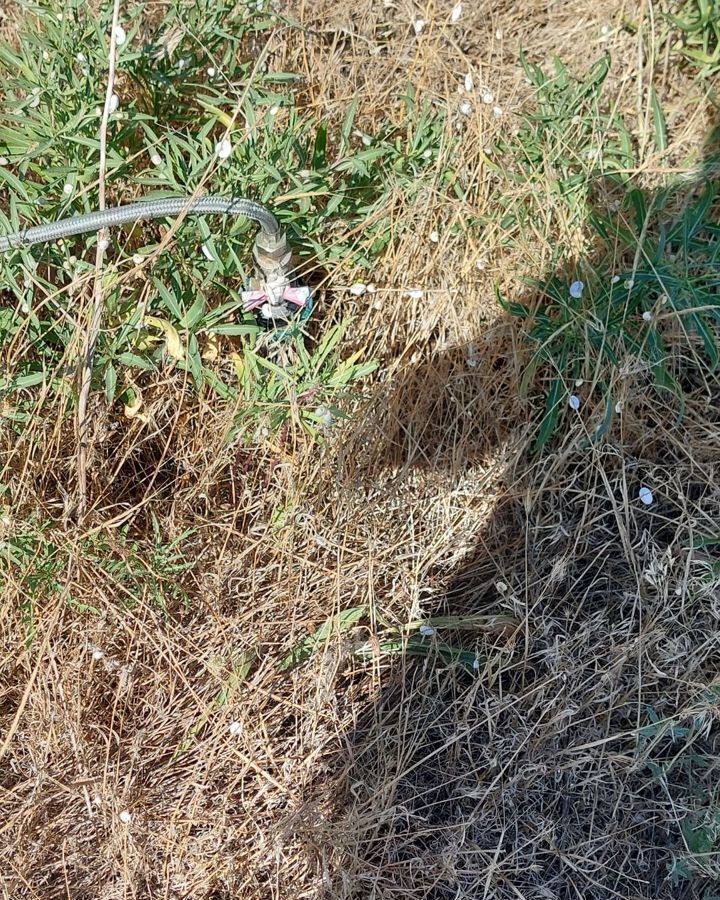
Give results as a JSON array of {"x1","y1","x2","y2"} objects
[
  {"x1": 281, "y1": 609, "x2": 515, "y2": 673},
  {"x1": 230, "y1": 321, "x2": 378, "y2": 443},
  {"x1": 639, "y1": 693, "x2": 720, "y2": 884},
  {"x1": 503, "y1": 178, "x2": 720, "y2": 449},
  {"x1": 484, "y1": 52, "x2": 635, "y2": 244},
  {"x1": 1, "y1": 515, "x2": 197, "y2": 641},
  {"x1": 0, "y1": 0, "x2": 450, "y2": 434},
  {"x1": 664, "y1": 0, "x2": 720, "y2": 78},
  {"x1": 496, "y1": 54, "x2": 719, "y2": 448}
]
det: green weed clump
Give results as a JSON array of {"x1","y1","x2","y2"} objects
[
  {"x1": 664, "y1": 0, "x2": 720, "y2": 79},
  {"x1": 492, "y1": 53, "x2": 719, "y2": 448},
  {"x1": 0, "y1": 0, "x2": 451, "y2": 440}
]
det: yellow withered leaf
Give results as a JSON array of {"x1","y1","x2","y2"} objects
[
  {"x1": 144, "y1": 315, "x2": 185, "y2": 361},
  {"x1": 201, "y1": 333, "x2": 220, "y2": 362}
]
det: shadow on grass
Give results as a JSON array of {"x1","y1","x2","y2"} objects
[{"x1": 294, "y1": 121, "x2": 720, "y2": 899}]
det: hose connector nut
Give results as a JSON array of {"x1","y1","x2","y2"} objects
[{"x1": 253, "y1": 228, "x2": 293, "y2": 280}]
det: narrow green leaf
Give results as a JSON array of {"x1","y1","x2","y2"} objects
[
  {"x1": 11, "y1": 371, "x2": 46, "y2": 390},
  {"x1": 650, "y1": 87, "x2": 667, "y2": 153},
  {"x1": 534, "y1": 374, "x2": 565, "y2": 450},
  {"x1": 340, "y1": 96, "x2": 359, "y2": 152},
  {"x1": 279, "y1": 606, "x2": 366, "y2": 670},
  {"x1": 105, "y1": 362, "x2": 117, "y2": 405},
  {"x1": 117, "y1": 352, "x2": 155, "y2": 371},
  {"x1": 206, "y1": 323, "x2": 261, "y2": 336},
  {"x1": 690, "y1": 313, "x2": 719, "y2": 368},
  {"x1": 180, "y1": 293, "x2": 206, "y2": 330}
]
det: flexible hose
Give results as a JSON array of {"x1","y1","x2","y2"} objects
[{"x1": 0, "y1": 195, "x2": 279, "y2": 253}]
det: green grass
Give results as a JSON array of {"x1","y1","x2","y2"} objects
[
  {"x1": 664, "y1": 0, "x2": 720, "y2": 79},
  {"x1": 0, "y1": 0, "x2": 453, "y2": 440},
  {"x1": 2, "y1": 513, "x2": 196, "y2": 643},
  {"x1": 639, "y1": 685, "x2": 720, "y2": 883},
  {"x1": 491, "y1": 53, "x2": 720, "y2": 448}
]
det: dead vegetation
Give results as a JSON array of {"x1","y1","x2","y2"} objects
[{"x1": 1, "y1": 1, "x2": 719, "y2": 898}]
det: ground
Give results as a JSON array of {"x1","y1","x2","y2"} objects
[{"x1": 1, "y1": 0, "x2": 719, "y2": 898}]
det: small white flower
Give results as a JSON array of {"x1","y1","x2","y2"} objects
[
  {"x1": 496, "y1": 581, "x2": 509, "y2": 593},
  {"x1": 42, "y1": 50, "x2": 50, "y2": 61},
  {"x1": 119, "y1": 810, "x2": 132, "y2": 824},
  {"x1": 98, "y1": 238, "x2": 110, "y2": 251},
  {"x1": 639, "y1": 486, "x2": 654, "y2": 506},
  {"x1": 451, "y1": 3, "x2": 463, "y2": 23},
  {"x1": 429, "y1": 230, "x2": 439, "y2": 243},
  {"x1": 482, "y1": 90, "x2": 493, "y2": 104},
  {"x1": 475, "y1": 256, "x2": 487, "y2": 269},
  {"x1": 406, "y1": 289, "x2": 424, "y2": 300},
  {"x1": 150, "y1": 153, "x2": 162, "y2": 166},
  {"x1": 473, "y1": 657, "x2": 481, "y2": 670},
  {"x1": 413, "y1": 19, "x2": 426, "y2": 35},
  {"x1": 495, "y1": 28, "x2": 504, "y2": 39},
  {"x1": 642, "y1": 310, "x2": 653, "y2": 322},
  {"x1": 367, "y1": 284, "x2": 377, "y2": 294},
  {"x1": 76, "y1": 52, "x2": 87, "y2": 63},
  {"x1": 215, "y1": 138, "x2": 233, "y2": 160},
  {"x1": 349, "y1": 283, "x2": 367, "y2": 296},
  {"x1": 569, "y1": 280, "x2": 584, "y2": 299},
  {"x1": 614, "y1": 400, "x2": 624, "y2": 413},
  {"x1": 600, "y1": 24, "x2": 611, "y2": 35},
  {"x1": 611, "y1": 275, "x2": 620, "y2": 284},
  {"x1": 492, "y1": 105, "x2": 503, "y2": 118},
  {"x1": 269, "y1": 105, "x2": 279, "y2": 115},
  {"x1": 571, "y1": 114, "x2": 582, "y2": 126},
  {"x1": 132, "y1": 254, "x2": 144, "y2": 265},
  {"x1": 423, "y1": 148, "x2": 433, "y2": 159},
  {"x1": 625, "y1": 278, "x2": 634, "y2": 290},
  {"x1": 56, "y1": 12, "x2": 63, "y2": 20},
  {"x1": 109, "y1": 93, "x2": 120, "y2": 113},
  {"x1": 419, "y1": 624, "x2": 435, "y2": 637},
  {"x1": 113, "y1": 25, "x2": 127, "y2": 47},
  {"x1": 63, "y1": 183, "x2": 73, "y2": 195},
  {"x1": 178, "y1": 57, "x2": 188, "y2": 69},
  {"x1": 228, "y1": 720, "x2": 242, "y2": 735},
  {"x1": 574, "y1": 378, "x2": 584, "y2": 387},
  {"x1": 464, "y1": 73, "x2": 474, "y2": 92},
  {"x1": 207, "y1": 66, "x2": 216, "y2": 77},
  {"x1": 201, "y1": 242, "x2": 215, "y2": 261},
  {"x1": 483, "y1": 145, "x2": 493, "y2": 156},
  {"x1": 92, "y1": 649, "x2": 104, "y2": 661},
  {"x1": 568, "y1": 394, "x2": 581, "y2": 411},
  {"x1": 459, "y1": 100, "x2": 473, "y2": 115}
]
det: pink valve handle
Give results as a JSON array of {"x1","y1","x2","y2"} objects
[{"x1": 242, "y1": 285, "x2": 310, "y2": 312}]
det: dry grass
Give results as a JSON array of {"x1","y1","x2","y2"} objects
[{"x1": 2, "y1": 1, "x2": 720, "y2": 898}]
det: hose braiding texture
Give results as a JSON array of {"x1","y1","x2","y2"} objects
[{"x1": 0, "y1": 196, "x2": 279, "y2": 253}]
